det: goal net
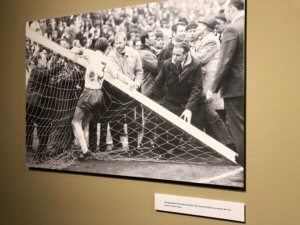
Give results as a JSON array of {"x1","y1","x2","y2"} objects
[{"x1": 25, "y1": 28, "x2": 238, "y2": 168}]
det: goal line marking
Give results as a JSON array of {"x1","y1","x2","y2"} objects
[{"x1": 196, "y1": 167, "x2": 244, "y2": 184}]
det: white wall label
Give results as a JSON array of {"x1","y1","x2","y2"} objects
[{"x1": 155, "y1": 193, "x2": 245, "y2": 222}]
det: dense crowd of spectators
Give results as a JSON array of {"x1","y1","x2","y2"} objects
[
  {"x1": 25, "y1": 0, "x2": 228, "y2": 86},
  {"x1": 27, "y1": 0, "x2": 227, "y2": 51}
]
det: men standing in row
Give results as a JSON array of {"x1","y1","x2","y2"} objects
[{"x1": 207, "y1": 0, "x2": 245, "y2": 165}]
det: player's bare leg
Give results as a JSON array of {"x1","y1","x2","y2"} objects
[
  {"x1": 72, "y1": 106, "x2": 90, "y2": 154},
  {"x1": 82, "y1": 113, "x2": 92, "y2": 150}
]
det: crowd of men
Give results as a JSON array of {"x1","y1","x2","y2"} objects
[{"x1": 26, "y1": 0, "x2": 245, "y2": 166}]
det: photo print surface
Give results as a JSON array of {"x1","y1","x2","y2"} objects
[{"x1": 25, "y1": 0, "x2": 246, "y2": 188}]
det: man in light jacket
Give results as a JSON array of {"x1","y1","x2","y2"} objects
[
  {"x1": 189, "y1": 18, "x2": 235, "y2": 151},
  {"x1": 108, "y1": 32, "x2": 143, "y2": 153}
]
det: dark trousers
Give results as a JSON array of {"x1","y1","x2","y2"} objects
[
  {"x1": 204, "y1": 102, "x2": 233, "y2": 146},
  {"x1": 224, "y1": 96, "x2": 245, "y2": 165},
  {"x1": 191, "y1": 103, "x2": 206, "y2": 131},
  {"x1": 26, "y1": 103, "x2": 53, "y2": 153},
  {"x1": 88, "y1": 82, "x2": 112, "y2": 151},
  {"x1": 109, "y1": 102, "x2": 139, "y2": 149},
  {"x1": 105, "y1": 84, "x2": 140, "y2": 149}
]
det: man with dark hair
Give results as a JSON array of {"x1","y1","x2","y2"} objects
[
  {"x1": 207, "y1": 0, "x2": 245, "y2": 165},
  {"x1": 135, "y1": 39, "x2": 142, "y2": 50},
  {"x1": 157, "y1": 22, "x2": 186, "y2": 71},
  {"x1": 139, "y1": 30, "x2": 158, "y2": 148},
  {"x1": 71, "y1": 38, "x2": 109, "y2": 160},
  {"x1": 88, "y1": 38, "x2": 111, "y2": 153},
  {"x1": 215, "y1": 10, "x2": 227, "y2": 41},
  {"x1": 178, "y1": 17, "x2": 188, "y2": 26},
  {"x1": 145, "y1": 42, "x2": 205, "y2": 159},
  {"x1": 51, "y1": 30, "x2": 59, "y2": 43},
  {"x1": 152, "y1": 30, "x2": 164, "y2": 56},
  {"x1": 94, "y1": 37, "x2": 110, "y2": 52},
  {"x1": 75, "y1": 25, "x2": 85, "y2": 45}
]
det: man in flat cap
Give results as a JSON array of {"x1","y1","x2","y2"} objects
[{"x1": 188, "y1": 18, "x2": 234, "y2": 151}]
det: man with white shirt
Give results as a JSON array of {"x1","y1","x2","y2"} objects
[
  {"x1": 145, "y1": 42, "x2": 205, "y2": 159},
  {"x1": 207, "y1": 0, "x2": 245, "y2": 165}
]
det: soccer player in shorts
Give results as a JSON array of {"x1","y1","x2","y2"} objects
[
  {"x1": 72, "y1": 37, "x2": 136, "y2": 161},
  {"x1": 71, "y1": 38, "x2": 109, "y2": 161}
]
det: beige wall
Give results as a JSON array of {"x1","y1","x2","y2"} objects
[{"x1": 0, "y1": 0, "x2": 299, "y2": 224}]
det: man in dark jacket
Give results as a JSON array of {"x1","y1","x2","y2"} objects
[
  {"x1": 145, "y1": 42, "x2": 205, "y2": 158},
  {"x1": 26, "y1": 51, "x2": 60, "y2": 156},
  {"x1": 26, "y1": 52, "x2": 50, "y2": 154},
  {"x1": 139, "y1": 30, "x2": 158, "y2": 94},
  {"x1": 215, "y1": 10, "x2": 227, "y2": 42},
  {"x1": 207, "y1": 0, "x2": 245, "y2": 165},
  {"x1": 139, "y1": 30, "x2": 158, "y2": 148}
]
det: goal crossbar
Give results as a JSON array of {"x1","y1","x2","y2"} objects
[{"x1": 26, "y1": 28, "x2": 238, "y2": 164}]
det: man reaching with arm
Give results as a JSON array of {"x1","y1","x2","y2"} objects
[{"x1": 145, "y1": 42, "x2": 205, "y2": 159}]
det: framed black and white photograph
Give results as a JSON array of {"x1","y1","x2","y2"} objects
[{"x1": 25, "y1": 0, "x2": 246, "y2": 189}]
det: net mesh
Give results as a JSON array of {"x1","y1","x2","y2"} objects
[
  {"x1": 88, "y1": 84, "x2": 230, "y2": 165},
  {"x1": 26, "y1": 38, "x2": 86, "y2": 166},
  {"x1": 25, "y1": 33, "x2": 236, "y2": 169}
]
